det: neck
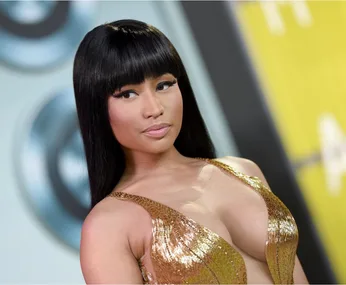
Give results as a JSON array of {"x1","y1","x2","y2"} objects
[{"x1": 122, "y1": 147, "x2": 193, "y2": 178}]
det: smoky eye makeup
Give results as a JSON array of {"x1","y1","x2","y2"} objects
[
  {"x1": 157, "y1": 78, "x2": 177, "y2": 90},
  {"x1": 112, "y1": 89, "x2": 137, "y2": 99},
  {"x1": 111, "y1": 77, "x2": 177, "y2": 98}
]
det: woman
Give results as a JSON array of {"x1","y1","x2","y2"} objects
[{"x1": 73, "y1": 19, "x2": 309, "y2": 284}]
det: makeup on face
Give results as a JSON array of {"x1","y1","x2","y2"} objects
[
  {"x1": 107, "y1": 72, "x2": 182, "y2": 154},
  {"x1": 112, "y1": 74, "x2": 177, "y2": 99},
  {"x1": 142, "y1": 123, "x2": 172, "y2": 139}
]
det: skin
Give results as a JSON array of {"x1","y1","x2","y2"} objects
[
  {"x1": 80, "y1": 73, "x2": 309, "y2": 284},
  {"x1": 107, "y1": 72, "x2": 188, "y2": 180}
]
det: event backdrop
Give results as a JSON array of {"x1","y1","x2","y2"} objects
[
  {"x1": 233, "y1": 1, "x2": 346, "y2": 282},
  {"x1": 1, "y1": 0, "x2": 343, "y2": 283},
  {"x1": 0, "y1": 1, "x2": 235, "y2": 283}
]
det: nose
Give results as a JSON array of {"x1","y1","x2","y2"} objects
[{"x1": 142, "y1": 92, "x2": 164, "y2": 119}]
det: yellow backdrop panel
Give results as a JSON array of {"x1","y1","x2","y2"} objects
[{"x1": 234, "y1": 1, "x2": 346, "y2": 282}]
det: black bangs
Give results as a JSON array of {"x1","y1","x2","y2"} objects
[{"x1": 99, "y1": 24, "x2": 182, "y2": 96}]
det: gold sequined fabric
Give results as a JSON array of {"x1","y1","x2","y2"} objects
[
  {"x1": 208, "y1": 158, "x2": 299, "y2": 284},
  {"x1": 108, "y1": 158, "x2": 298, "y2": 284}
]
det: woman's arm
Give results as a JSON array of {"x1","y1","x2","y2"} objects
[{"x1": 80, "y1": 208, "x2": 143, "y2": 284}]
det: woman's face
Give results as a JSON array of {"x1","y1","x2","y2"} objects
[{"x1": 108, "y1": 73, "x2": 183, "y2": 154}]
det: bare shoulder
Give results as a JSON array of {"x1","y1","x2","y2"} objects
[
  {"x1": 81, "y1": 198, "x2": 130, "y2": 242},
  {"x1": 80, "y1": 198, "x2": 143, "y2": 283},
  {"x1": 80, "y1": 198, "x2": 131, "y2": 265},
  {"x1": 215, "y1": 155, "x2": 270, "y2": 188}
]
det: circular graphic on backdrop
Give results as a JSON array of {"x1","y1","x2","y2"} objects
[
  {"x1": 17, "y1": 88, "x2": 90, "y2": 250},
  {"x1": 0, "y1": 1, "x2": 96, "y2": 70}
]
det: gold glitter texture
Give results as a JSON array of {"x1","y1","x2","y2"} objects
[{"x1": 108, "y1": 158, "x2": 298, "y2": 284}]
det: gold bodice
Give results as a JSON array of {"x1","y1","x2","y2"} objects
[{"x1": 108, "y1": 158, "x2": 299, "y2": 284}]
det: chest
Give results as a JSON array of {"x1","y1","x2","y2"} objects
[
  {"x1": 128, "y1": 189, "x2": 248, "y2": 284},
  {"x1": 113, "y1": 159, "x2": 298, "y2": 284},
  {"x1": 130, "y1": 171, "x2": 269, "y2": 266}
]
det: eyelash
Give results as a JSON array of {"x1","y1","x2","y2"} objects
[{"x1": 113, "y1": 79, "x2": 177, "y2": 99}]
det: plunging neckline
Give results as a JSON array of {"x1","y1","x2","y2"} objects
[
  {"x1": 108, "y1": 158, "x2": 273, "y2": 283},
  {"x1": 111, "y1": 190, "x2": 247, "y2": 282},
  {"x1": 112, "y1": 190, "x2": 244, "y2": 254}
]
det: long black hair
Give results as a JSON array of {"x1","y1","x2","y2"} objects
[{"x1": 73, "y1": 19, "x2": 215, "y2": 210}]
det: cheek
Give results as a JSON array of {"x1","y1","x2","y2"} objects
[
  {"x1": 108, "y1": 101, "x2": 136, "y2": 139},
  {"x1": 108, "y1": 103, "x2": 122, "y2": 126},
  {"x1": 171, "y1": 91, "x2": 183, "y2": 122}
]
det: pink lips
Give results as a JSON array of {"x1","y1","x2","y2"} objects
[{"x1": 143, "y1": 123, "x2": 171, "y2": 138}]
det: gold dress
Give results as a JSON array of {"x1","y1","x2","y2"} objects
[{"x1": 108, "y1": 158, "x2": 299, "y2": 284}]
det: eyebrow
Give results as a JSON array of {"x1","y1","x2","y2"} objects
[{"x1": 115, "y1": 74, "x2": 175, "y2": 93}]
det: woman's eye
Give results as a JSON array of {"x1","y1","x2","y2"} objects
[
  {"x1": 114, "y1": 91, "x2": 137, "y2": 99},
  {"x1": 122, "y1": 92, "x2": 136, "y2": 99},
  {"x1": 157, "y1": 79, "x2": 177, "y2": 91}
]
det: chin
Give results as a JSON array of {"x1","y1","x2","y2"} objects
[
  {"x1": 140, "y1": 128, "x2": 178, "y2": 154},
  {"x1": 140, "y1": 134, "x2": 178, "y2": 154},
  {"x1": 144, "y1": 141, "x2": 175, "y2": 154}
]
